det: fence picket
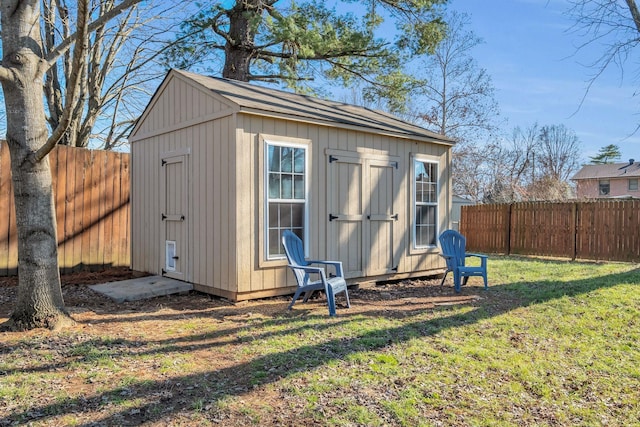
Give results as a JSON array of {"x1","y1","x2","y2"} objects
[{"x1": 0, "y1": 143, "x2": 10, "y2": 276}]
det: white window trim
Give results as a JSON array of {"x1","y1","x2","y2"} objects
[
  {"x1": 263, "y1": 139, "x2": 310, "y2": 260},
  {"x1": 411, "y1": 155, "x2": 440, "y2": 250}
]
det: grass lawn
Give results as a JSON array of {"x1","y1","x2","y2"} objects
[{"x1": 0, "y1": 257, "x2": 639, "y2": 426}]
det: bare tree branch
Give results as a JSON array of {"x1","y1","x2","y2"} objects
[
  {"x1": 0, "y1": 66, "x2": 15, "y2": 83},
  {"x1": 35, "y1": 0, "x2": 89, "y2": 161},
  {"x1": 568, "y1": 0, "x2": 640, "y2": 117},
  {"x1": 44, "y1": 0, "x2": 145, "y2": 67},
  {"x1": 625, "y1": 0, "x2": 640, "y2": 32}
]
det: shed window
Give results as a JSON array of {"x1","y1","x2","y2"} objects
[
  {"x1": 266, "y1": 142, "x2": 307, "y2": 259},
  {"x1": 599, "y1": 180, "x2": 610, "y2": 196},
  {"x1": 413, "y1": 159, "x2": 439, "y2": 248},
  {"x1": 629, "y1": 178, "x2": 638, "y2": 191}
]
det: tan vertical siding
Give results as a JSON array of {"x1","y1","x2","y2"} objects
[
  {"x1": 205, "y1": 121, "x2": 215, "y2": 289},
  {"x1": 211, "y1": 120, "x2": 222, "y2": 289},
  {"x1": 235, "y1": 118, "x2": 253, "y2": 293},
  {"x1": 314, "y1": 126, "x2": 328, "y2": 259}
]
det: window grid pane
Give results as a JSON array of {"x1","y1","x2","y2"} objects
[
  {"x1": 294, "y1": 148, "x2": 305, "y2": 173},
  {"x1": 268, "y1": 173, "x2": 280, "y2": 198},
  {"x1": 294, "y1": 175, "x2": 305, "y2": 199},
  {"x1": 268, "y1": 146, "x2": 280, "y2": 172},
  {"x1": 281, "y1": 147, "x2": 293, "y2": 172},
  {"x1": 282, "y1": 174, "x2": 293, "y2": 199}
]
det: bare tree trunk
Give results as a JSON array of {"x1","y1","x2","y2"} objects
[
  {"x1": 0, "y1": 0, "x2": 73, "y2": 330},
  {"x1": 221, "y1": 0, "x2": 262, "y2": 81},
  {"x1": 7, "y1": 150, "x2": 71, "y2": 330}
]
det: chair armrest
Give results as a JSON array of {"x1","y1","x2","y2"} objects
[
  {"x1": 288, "y1": 264, "x2": 328, "y2": 283},
  {"x1": 289, "y1": 265, "x2": 323, "y2": 274},
  {"x1": 466, "y1": 253, "x2": 488, "y2": 259},
  {"x1": 465, "y1": 253, "x2": 488, "y2": 267},
  {"x1": 306, "y1": 260, "x2": 344, "y2": 278},
  {"x1": 439, "y1": 254, "x2": 454, "y2": 260}
]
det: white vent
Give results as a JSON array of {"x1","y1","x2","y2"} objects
[{"x1": 165, "y1": 241, "x2": 176, "y2": 272}]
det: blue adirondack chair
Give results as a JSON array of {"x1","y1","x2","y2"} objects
[
  {"x1": 281, "y1": 230, "x2": 351, "y2": 316},
  {"x1": 438, "y1": 229, "x2": 488, "y2": 293}
]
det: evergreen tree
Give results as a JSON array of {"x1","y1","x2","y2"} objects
[
  {"x1": 164, "y1": 0, "x2": 448, "y2": 108},
  {"x1": 589, "y1": 144, "x2": 622, "y2": 164}
]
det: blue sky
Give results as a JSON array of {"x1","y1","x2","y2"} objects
[{"x1": 449, "y1": 0, "x2": 640, "y2": 163}]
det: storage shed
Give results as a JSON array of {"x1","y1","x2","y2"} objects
[{"x1": 129, "y1": 69, "x2": 455, "y2": 301}]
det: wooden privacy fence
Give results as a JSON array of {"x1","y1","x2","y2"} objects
[
  {"x1": 0, "y1": 142, "x2": 130, "y2": 275},
  {"x1": 460, "y1": 200, "x2": 640, "y2": 263}
]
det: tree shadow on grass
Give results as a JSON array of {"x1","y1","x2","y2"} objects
[{"x1": 2, "y1": 264, "x2": 639, "y2": 426}]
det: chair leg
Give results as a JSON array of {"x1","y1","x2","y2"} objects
[
  {"x1": 343, "y1": 287, "x2": 351, "y2": 308},
  {"x1": 483, "y1": 274, "x2": 488, "y2": 290},
  {"x1": 453, "y1": 270, "x2": 461, "y2": 293},
  {"x1": 288, "y1": 289, "x2": 304, "y2": 310},
  {"x1": 326, "y1": 287, "x2": 337, "y2": 316},
  {"x1": 439, "y1": 270, "x2": 449, "y2": 287},
  {"x1": 302, "y1": 290, "x2": 318, "y2": 302}
]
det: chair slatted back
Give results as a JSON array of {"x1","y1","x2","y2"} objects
[
  {"x1": 282, "y1": 230, "x2": 311, "y2": 286},
  {"x1": 439, "y1": 229, "x2": 467, "y2": 268}
]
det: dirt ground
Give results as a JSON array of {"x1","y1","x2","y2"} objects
[
  {"x1": 0, "y1": 268, "x2": 484, "y2": 426},
  {"x1": 0, "y1": 267, "x2": 477, "y2": 321}
]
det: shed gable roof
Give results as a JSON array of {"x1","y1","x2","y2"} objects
[
  {"x1": 173, "y1": 69, "x2": 453, "y2": 144},
  {"x1": 571, "y1": 161, "x2": 640, "y2": 180}
]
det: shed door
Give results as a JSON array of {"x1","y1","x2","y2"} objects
[
  {"x1": 327, "y1": 151, "x2": 399, "y2": 278},
  {"x1": 161, "y1": 154, "x2": 188, "y2": 280},
  {"x1": 367, "y1": 159, "x2": 398, "y2": 276},
  {"x1": 327, "y1": 155, "x2": 365, "y2": 278}
]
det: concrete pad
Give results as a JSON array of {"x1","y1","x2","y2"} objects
[{"x1": 89, "y1": 275, "x2": 194, "y2": 303}]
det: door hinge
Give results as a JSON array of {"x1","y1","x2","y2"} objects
[
  {"x1": 391, "y1": 213, "x2": 398, "y2": 221},
  {"x1": 172, "y1": 256, "x2": 179, "y2": 260},
  {"x1": 391, "y1": 161, "x2": 398, "y2": 169},
  {"x1": 161, "y1": 268, "x2": 166, "y2": 275},
  {"x1": 329, "y1": 155, "x2": 339, "y2": 163},
  {"x1": 391, "y1": 266, "x2": 398, "y2": 272},
  {"x1": 181, "y1": 215, "x2": 185, "y2": 221},
  {"x1": 329, "y1": 214, "x2": 339, "y2": 221},
  {"x1": 161, "y1": 159, "x2": 167, "y2": 166},
  {"x1": 161, "y1": 213, "x2": 167, "y2": 220}
]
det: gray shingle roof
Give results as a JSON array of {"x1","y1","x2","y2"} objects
[
  {"x1": 571, "y1": 160, "x2": 640, "y2": 180},
  {"x1": 174, "y1": 69, "x2": 453, "y2": 145}
]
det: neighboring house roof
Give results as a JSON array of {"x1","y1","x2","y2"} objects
[
  {"x1": 136, "y1": 69, "x2": 453, "y2": 145},
  {"x1": 571, "y1": 160, "x2": 640, "y2": 180},
  {"x1": 453, "y1": 195, "x2": 475, "y2": 204}
]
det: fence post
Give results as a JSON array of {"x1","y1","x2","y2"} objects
[
  {"x1": 507, "y1": 203, "x2": 513, "y2": 255},
  {"x1": 572, "y1": 202, "x2": 578, "y2": 261}
]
